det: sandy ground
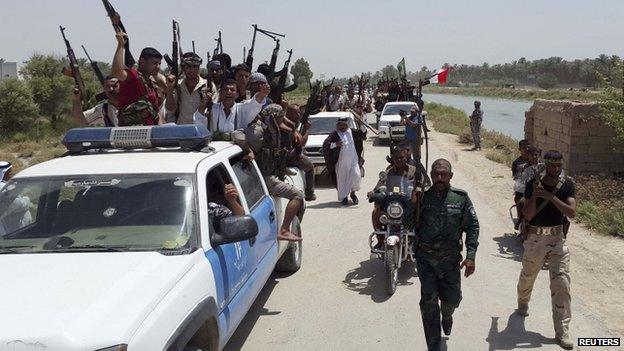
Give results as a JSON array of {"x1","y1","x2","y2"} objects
[{"x1": 224, "y1": 114, "x2": 624, "y2": 351}]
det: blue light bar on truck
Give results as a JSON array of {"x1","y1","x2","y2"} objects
[{"x1": 62, "y1": 125, "x2": 211, "y2": 153}]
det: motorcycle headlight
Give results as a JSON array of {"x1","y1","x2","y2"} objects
[{"x1": 387, "y1": 202, "x2": 403, "y2": 219}]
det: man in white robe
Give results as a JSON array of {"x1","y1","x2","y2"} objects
[{"x1": 322, "y1": 117, "x2": 367, "y2": 205}]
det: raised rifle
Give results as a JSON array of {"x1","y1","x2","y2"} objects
[
  {"x1": 192, "y1": 40, "x2": 196, "y2": 54},
  {"x1": 213, "y1": 31, "x2": 222, "y2": 57},
  {"x1": 81, "y1": 45, "x2": 105, "y2": 86},
  {"x1": 267, "y1": 38, "x2": 280, "y2": 82},
  {"x1": 102, "y1": 0, "x2": 135, "y2": 67},
  {"x1": 81, "y1": 45, "x2": 108, "y2": 102},
  {"x1": 245, "y1": 25, "x2": 258, "y2": 69},
  {"x1": 270, "y1": 49, "x2": 295, "y2": 104},
  {"x1": 245, "y1": 24, "x2": 285, "y2": 70},
  {"x1": 60, "y1": 26, "x2": 86, "y2": 106},
  {"x1": 163, "y1": 20, "x2": 180, "y2": 76}
]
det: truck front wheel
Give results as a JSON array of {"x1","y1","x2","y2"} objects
[{"x1": 275, "y1": 216, "x2": 302, "y2": 272}]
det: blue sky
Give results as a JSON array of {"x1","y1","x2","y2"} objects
[{"x1": 1, "y1": 0, "x2": 623, "y2": 78}]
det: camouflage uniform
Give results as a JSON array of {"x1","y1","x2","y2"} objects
[{"x1": 413, "y1": 187, "x2": 479, "y2": 351}]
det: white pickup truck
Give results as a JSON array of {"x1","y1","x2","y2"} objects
[
  {"x1": 0, "y1": 125, "x2": 305, "y2": 351},
  {"x1": 377, "y1": 101, "x2": 418, "y2": 143},
  {"x1": 302, "y1": 111, "x2": 356, "y2": 175}
]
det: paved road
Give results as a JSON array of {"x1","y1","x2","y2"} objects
[{"x1": 225, "y1": 113, "x2": 624, "y2": 351}]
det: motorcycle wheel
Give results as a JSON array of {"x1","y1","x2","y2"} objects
[{"x1": 385, "y1": 246, "x2": 399, "y2": 295}]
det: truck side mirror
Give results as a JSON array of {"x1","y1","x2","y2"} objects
[{"x1": 211, "y1": 215, "x2": 259, "y2": 246}]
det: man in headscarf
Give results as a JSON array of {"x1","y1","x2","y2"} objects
[
  {"x1": 164, "y1": 52, "x2": 207, "y2": 124},
  {"x1": 0, "y1": 161, "x2": 12, "y2": 190},
  {"x1": 322, "y1": 117, "x2": 367, "y2": 205}
]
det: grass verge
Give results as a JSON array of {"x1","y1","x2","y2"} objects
[
  {"x1": 574, "y1": 175, "x2": 624, "y2": 238},
  {"x1": 425, "y1": 102, "x2": 518, "y2": 166}
]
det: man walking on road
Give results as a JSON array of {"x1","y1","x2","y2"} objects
[
  {"x1": 412, "y1": 159, "x2": 479, "y2": 351},
  {"x1": 469, "y1": 100, "x2": 483, "y2": 150},
  {"x1": 517, "y1": 150, "x2": 576, "y2": 350},
  {"x1": 322, "y1": 117, "x2": 367, "y2": 205}
]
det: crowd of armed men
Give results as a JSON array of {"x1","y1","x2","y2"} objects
[{"x1": 63, "y1": 20, "x2": 576, "y2": 351}]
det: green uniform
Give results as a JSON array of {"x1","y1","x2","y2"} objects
[{"x1": 413, "y1": 186, "x2": 479, "y2": 351}]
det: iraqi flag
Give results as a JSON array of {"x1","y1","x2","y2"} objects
[{"x1": 429, "y1": 68, "x2": 450, "y2": 85}]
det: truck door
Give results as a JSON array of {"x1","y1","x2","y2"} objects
[
  {"x1": 203, "y1": 164, "x2": 254, "y2": 322},
  {"x1": 229, "y1": 156, "x2": 278, "y2": 269}
]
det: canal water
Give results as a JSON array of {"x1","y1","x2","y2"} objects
[{"x1": 424, "y1": 93, "x2": 533, "y2": 140}]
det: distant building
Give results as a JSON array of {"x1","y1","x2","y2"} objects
[{"x1": 0, "y1": 61, "x2": 18, "y2": 82}]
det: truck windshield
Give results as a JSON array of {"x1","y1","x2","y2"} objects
[
  {"x1": 0, "y1": 174, "x2": 197, "y2": 254},
  {"x1": 383, "y1": 104, "x2": 415, "y2": 116},
  {"x1": 308, "y1": 117, "x2": 355, "y2": 135}
]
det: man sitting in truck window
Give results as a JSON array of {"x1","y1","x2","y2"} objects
[
  {"x1": 209, "y1": 184, "x2": 245, "y2": 232},
  {"x1": 206, "y1": 167, "x2": 245, "y2": 232}
]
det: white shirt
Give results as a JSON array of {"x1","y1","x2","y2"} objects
[
  {"x1": 166, "y1": 77, "x2": 207, "y2": 125},
  {"x1": 83, "y1": 102, "x2": 118, "y2": 126},
  {"x1": 193, "y1": 93, "x2": 265, "y2": 133}
]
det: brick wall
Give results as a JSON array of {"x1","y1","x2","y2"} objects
[{"x1": 525, "y1": 99, "x2": 624, "y2": 175}]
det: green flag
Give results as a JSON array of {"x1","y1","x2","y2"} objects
[{"x1": 397, "y1": 58, "x2": 406, "y2": 78}]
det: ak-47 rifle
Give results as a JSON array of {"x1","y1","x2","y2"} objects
[
  {"x1": 290, "y1": 79, "x2": 322, "y2": 155},
  {"x1": 245, "y1": 24, "x2": 285, "y2": 70},
  {"x1": 213, "y1": 31, "x2": 223, "y2": 57},
  {"x1": 81, "y1": 45, "x2": 105, "y2": 86},
  {"x1": 102, "y1": 0, "x2": 135, "y2": 67},
  {"x1": 60, "y1": 26, "x2": 86, "y2": 105},
  {"x1": 270, "y1": 49, "x2": 296, "y2": 104},
  {"x1": 81, "y1": 45, "x2": 108, "y2": 102},
  {"x1": 245, "y1": 25, "x2": 258, "y2": 69},
  {"x1": 163, "y1": 20, "x2": 180, "y2": 76},
  {"x1": 416, "y1": 78, "x2": 430, "y2": 172},
  {"x1": 267, "y1": 38, "x2": 280, "y2": 82}
]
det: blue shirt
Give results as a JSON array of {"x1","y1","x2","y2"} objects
[{"x1": 405, "y1": 113, "x2": 423, "y2": 142}]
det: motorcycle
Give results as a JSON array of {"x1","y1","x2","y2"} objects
[{"x1": 368, "y1": 171, "x2": 416, "y2": 295}]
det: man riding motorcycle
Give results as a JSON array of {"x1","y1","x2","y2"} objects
[{"x1": 368, "y1": 144, "x2": 425, "y2": 250}]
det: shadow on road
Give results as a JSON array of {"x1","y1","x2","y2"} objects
[
  {"x1": 343, "y1": 258, "x2": 418, "y2": 303},
  {"x1": 306, "y1": 201, "x2": 360, "y2": 209},
  {"x1": 224, "y1": 275, "x2": 283, "y2": 351},
  {"x1": 492, "y1": 232, "x2": 524, "y2": 262},
  {"x1": 485, "y1": 313, "x2": 555, "y2": 350}
]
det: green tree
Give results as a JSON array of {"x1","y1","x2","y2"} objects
[
  {"x1": 599, "y1": 62, "x2": 624, "y2": 143},
  {"x1": 0, "y1": 78, "x2": 39, "y2": 134},
  {"x1": 19, "y1": 54, "x2": 73, "y2": 128},
  {"x1": 380, "y1": 65, "x2": 399, "y2": 79},
  {"x1": 291, "y1": 58, "x2": 313, "y2": 86},
  {"x1": 536, "y1": 73, "x2": 558, "y2": 89},
  {"x1": 19, "y1": 53, "x2": 102, "y2": 128}
]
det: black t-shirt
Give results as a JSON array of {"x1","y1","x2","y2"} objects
[
  {"x1": 512, "y1": 156, "x2": 528, "y2": 178},
  {"x1": 524, "y1": 177, "x2": 575, "y2": 226}
]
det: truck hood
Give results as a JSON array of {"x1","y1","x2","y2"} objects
[
  {"x1": 305, "y1": 134, "x2": 329, "y2": 148},
  {"x1": 379, "y1": 114, "x2": 402, "y2": 123},
  {"x1": 0, "y1": 251, "x2": 198, "y2": 350}
]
